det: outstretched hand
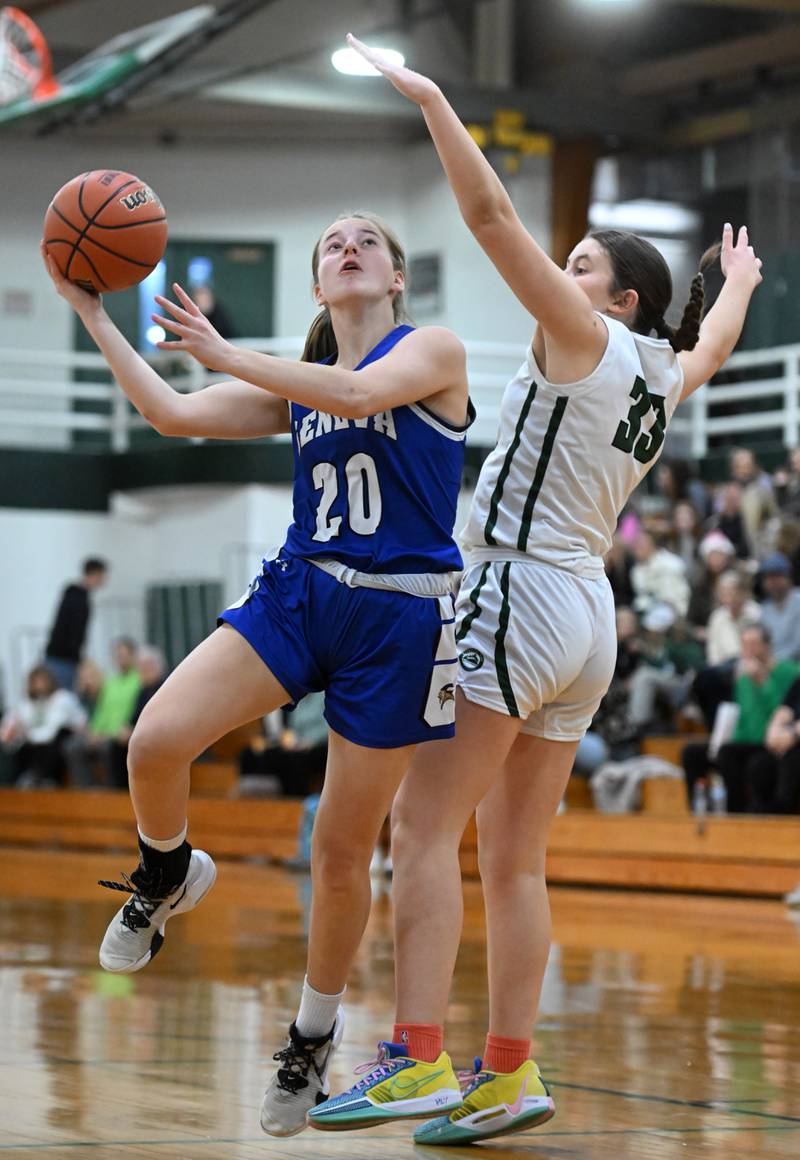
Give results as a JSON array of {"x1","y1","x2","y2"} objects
[
  {"x1": 40, "y1": 240, "x2": 104, "y2": 318},
  {"x1": 152, "y1": 285, "x2": 233, "y2": 370},
  {"x1": 720, "y1": 223, "x2": 763, "y2": 289},
  {"x1": 346, "y1": 33, "x2": 440, "y2": 106}
]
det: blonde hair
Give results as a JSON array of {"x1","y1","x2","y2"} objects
[{"x1": 301, "y1": 212, "x2": 412, "y2": 363}]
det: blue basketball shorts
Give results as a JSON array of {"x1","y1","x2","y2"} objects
[{"x1": 219, "y1": 555, "x2": 457, "y2": 749}]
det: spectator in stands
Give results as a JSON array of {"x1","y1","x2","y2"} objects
[
  {"x1": 682, "y1": 624, "x2": 798, "y2": 812},
  {"x1": 762, "y1": 676, "x2": 800, "y2": 814},
  {"x1": 774, "y1": 518, "x2": 800, "y2": 585},
  {"x1": 630, "y1": 530, "x2": 690, "y2": 619},
  {"x1": 64, "y1": 638, "x2": 140, "y2": 787},
  {"x1": 108, "y1": 646, "x2": 168, "y2": 789},
  {"x1": 44, "y1": 558, "x2": 108, "y2": 691},
  {"x1": 191, "y1": 284, "x2": 236, "y2": 341},
  {"x1": 239, "y1": 690, "x2": 328, "y2": 797},
  {"x1": 590, "y1": 607, "x2": 643, "y2": 760},
  {"x1": 0, "y1": 664, "x2": 86, "y2": 788},
  {"x1": 706, "y1": 570, "x2": 761, "y2": 667},
  {"x1": 687, "y1": 530, "x2": 737, "y2": 635},
  {"x1": 690, "y1": 569, "x2": 759, "y2": 727},
  {"x1": 604, "y1": 534, "x2": 635, "y2": 606},
  {"x1": 627, "y1": 603, "x2": 704, "y2": 734},
  {"x1": 668, "y1": 500, "x2": 703, "y2": 581},
  {"x1": 709, "y1": 482, "x2": 751, "y2": 559},
  {"x1": 655, "y1": 458, "x2": 712, "y2": 522},
  {"x1": 728, "y1": 447, "x2": 776, "y2": 554},
  {"x1": 759, "y1": 552, "x2": 800, "y2": 662},
  {"x1": 773, "y1": 447, "x2": 800, "y2": 520},
  {"x1": 75, "y1": 659, "x2": 105, "y2": 716}
]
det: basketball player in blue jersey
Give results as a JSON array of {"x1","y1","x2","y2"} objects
[
  {"x1": 304, "y1": 39, "x2": 764, "y2": 1145},
  {"x1": 41, "y1": 211, "x2": 470, "y2": 1136}
]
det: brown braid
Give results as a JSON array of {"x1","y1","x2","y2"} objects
[{"x1": 653, "y1": 272, "x2": 705, "y2": 353}]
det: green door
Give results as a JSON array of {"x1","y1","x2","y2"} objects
[{"x1": 73, "y1": 238, "x2": 275, "y2": 449}]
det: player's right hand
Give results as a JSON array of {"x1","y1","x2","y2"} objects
[
  {"x1": 40, "y1": 240, "x2": 104, "y2": 316},
  {"x1": 346, "y1": 33, "x2": 441, "y2": 106}
]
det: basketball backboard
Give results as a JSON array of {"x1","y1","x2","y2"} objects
[{"x1": 0, "y1": 2, "x2": 270, "y2": 130}]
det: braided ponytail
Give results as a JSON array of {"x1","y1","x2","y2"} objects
[{"x1": 653, "y1": 272, "x2": 705, "y2": 353}]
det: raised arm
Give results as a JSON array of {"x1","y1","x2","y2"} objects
[
  {"x1": 766, "y1": 704, "x2": 798, "y2": 757},
  {"x1": 344, "y1": 35, "x2": 605, "y2": 361},
  {"x1": 42, "y1": 246, "x2": 289, "y2": 439},
  {"x1": 678, "y1": 224, "x2": 763, "y2": 401},
  {"x1": 152, "y1": 285, "x2": 468, "y2": 424}
]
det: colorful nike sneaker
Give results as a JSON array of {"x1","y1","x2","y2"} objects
[
  {"x1": 413, "y1": 1058, "x2": 555, "y2": 1145},
  {"x1": 307, "y1": 1041, "x2": 462, "y2": 1131}
]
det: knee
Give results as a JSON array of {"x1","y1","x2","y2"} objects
[
  {"x1": 477, "y1": 832, "x2": 543, "y2": 888},
  {"x1": 311, "y1": 834, "x2": 371, "y2": 884},
  {"x1": 390, "y1": 803, "x2": 462, "y2": 875},
  {"x1": 127, "y1": 709, "x2": 188, "y2": 776}
]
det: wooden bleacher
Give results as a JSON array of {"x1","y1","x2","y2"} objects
[{"x1": 1, "y1": 782, "x2": 798, "y2": 899}]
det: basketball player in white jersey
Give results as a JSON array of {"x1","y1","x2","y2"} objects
[{"x1": 308, "y1": 37, "x2": 763, "y2": 1143}]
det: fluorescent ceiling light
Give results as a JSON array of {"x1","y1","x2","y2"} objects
[
  {"x1": 332, "y1": 47, "x2": 404, "y2": 76},
  {"x1": 589, "y1": 200, "x2": 700, "y2": 236}
]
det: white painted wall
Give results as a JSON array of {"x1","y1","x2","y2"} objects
[
  {"x1": 0, "y1": 135, "x2": 549, "y2": 349},
  {"x1": 0, "y1": 132, "x2": 538, "y2": 702},
  {"x1": 0, "y1": 475, "x2": 479, "y2": 709}
]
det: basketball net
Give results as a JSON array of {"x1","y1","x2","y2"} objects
[{"x1": 0, "y1": 6, "x2": 59, "y2": 107}]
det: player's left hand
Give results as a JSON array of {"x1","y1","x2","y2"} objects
[
  {"x1": 719, "y1": 223, "x2": 763, "y2": 290},
  {"x1": 346, "y1": 33, "x2": 440, "y2": 106},
  {"x1": 152, "y1": 285, "x2": 233, "y2": 370}
]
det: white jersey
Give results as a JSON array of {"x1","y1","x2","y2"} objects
[{"x1": 463, "y1": 314, "x2": 685, "y2": 579}]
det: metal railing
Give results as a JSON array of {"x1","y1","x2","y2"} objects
[{"x1": 1, "y1": 338, "x2": 799, "y2": 454}]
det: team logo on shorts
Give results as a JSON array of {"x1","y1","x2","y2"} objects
[
  {"x1": 438, "y1": 683, "x2": 455, "y2": 708},
  {"x1": 459, "y1": 648, "x2": 484, "y2": 672}
]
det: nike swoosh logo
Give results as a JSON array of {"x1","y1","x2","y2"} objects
[
  {"x1": 387, "y1": 1068, "x2": 445, "y2": 1100},
  {"x1": 169, "y1": 885, "x2": 188, "y2": 910},
  {"x1": 505, "y1": 1077, "x2": 528, "y2": 1118}
]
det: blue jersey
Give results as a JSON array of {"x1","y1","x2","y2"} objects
[{"x1": 282, "y1": 325, "x2": 470, "y2": 574}]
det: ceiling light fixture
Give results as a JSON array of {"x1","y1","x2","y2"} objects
[{"x1": 331, "y1": 46, "x2": 405, "y2": 76}]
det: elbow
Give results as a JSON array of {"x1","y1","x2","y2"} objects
[
  {"x1": 465, "y1": 198, "x2": 515, "y2": 237},
  {"x1": 148, "y1": 408, "x2": 180, "y2": 437},
  {"x1": 333, "y1": 378, "x2": 370, "y2": 420}
]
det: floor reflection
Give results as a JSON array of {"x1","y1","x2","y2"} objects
[{"x1": 1, "y1": 858, "x2": 800, "y2": 1157}]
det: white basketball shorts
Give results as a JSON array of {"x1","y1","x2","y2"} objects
[{"x1": 454, "y1": 558, "x2": 616, "y2": 741}]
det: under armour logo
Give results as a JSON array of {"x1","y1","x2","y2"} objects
[{"x1": 276, "y1": 557, "x2": 289, "y2": 572}]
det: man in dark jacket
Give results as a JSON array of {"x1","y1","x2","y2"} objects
[{"x1": 44, "y1": 558, "x2": 108, "y2": 690}]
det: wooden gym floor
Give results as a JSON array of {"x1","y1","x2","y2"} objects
[{"x1": 2, "y1": 847, "x2": 800, "y2": 1159}]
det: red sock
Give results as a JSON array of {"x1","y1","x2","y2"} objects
[
  {"x1": 483, "y1": 1033, "x2": 531, "y2": 1073},
  {"x1": 393, "y1": 1022, "x2": 443, "y2": 1063}
]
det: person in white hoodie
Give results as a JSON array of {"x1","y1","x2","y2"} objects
[
  {"x1": 706, "y1": 570, "x2": 761, "y2": 667},
  {"x1": 0, "y1": 664, "x2": 87, "y2": 787},
  {"x1": 630, "y1": 529, "x2": 690, "y2": 618}
]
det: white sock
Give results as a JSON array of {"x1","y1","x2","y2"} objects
[
  {"x1": 295, "y1": 975, "x2": 345, "y2": 1039},
  {"x1": 138, "y1": 822, "x2": 187, "y2": 852}
]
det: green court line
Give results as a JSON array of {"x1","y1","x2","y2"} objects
[
  {"x1": 2, "y1": 1125, "x2": 800, "y2": 1149},
  {"x1": 548, "y1": 1078, "x2": 800, "y2": 1124}
]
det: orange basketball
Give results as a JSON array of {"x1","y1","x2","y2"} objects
[{"x1": 43, "y1": 170, "x2": 168, "y2": 293}]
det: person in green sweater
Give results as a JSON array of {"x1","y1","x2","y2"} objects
[
  {"x1": 65, "y1": 638, "x2": 141, "y2": 787},
  {"x1": 682, "y1": 624, "x2": 798, "y2": 811}
]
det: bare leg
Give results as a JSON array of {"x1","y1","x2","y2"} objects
[
  {"x1": 477, "y1": 733, "x2": 579, "y2": 1038},
  {"x1": 128, "y1": 625, "x2": 290, "y2": 839},
  {"x1": 306, "y1": 730, "x2": 416, "y2": 995},
  {"x1": 392, "y1": 691, "x2": 522, "y2": 1024}
]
